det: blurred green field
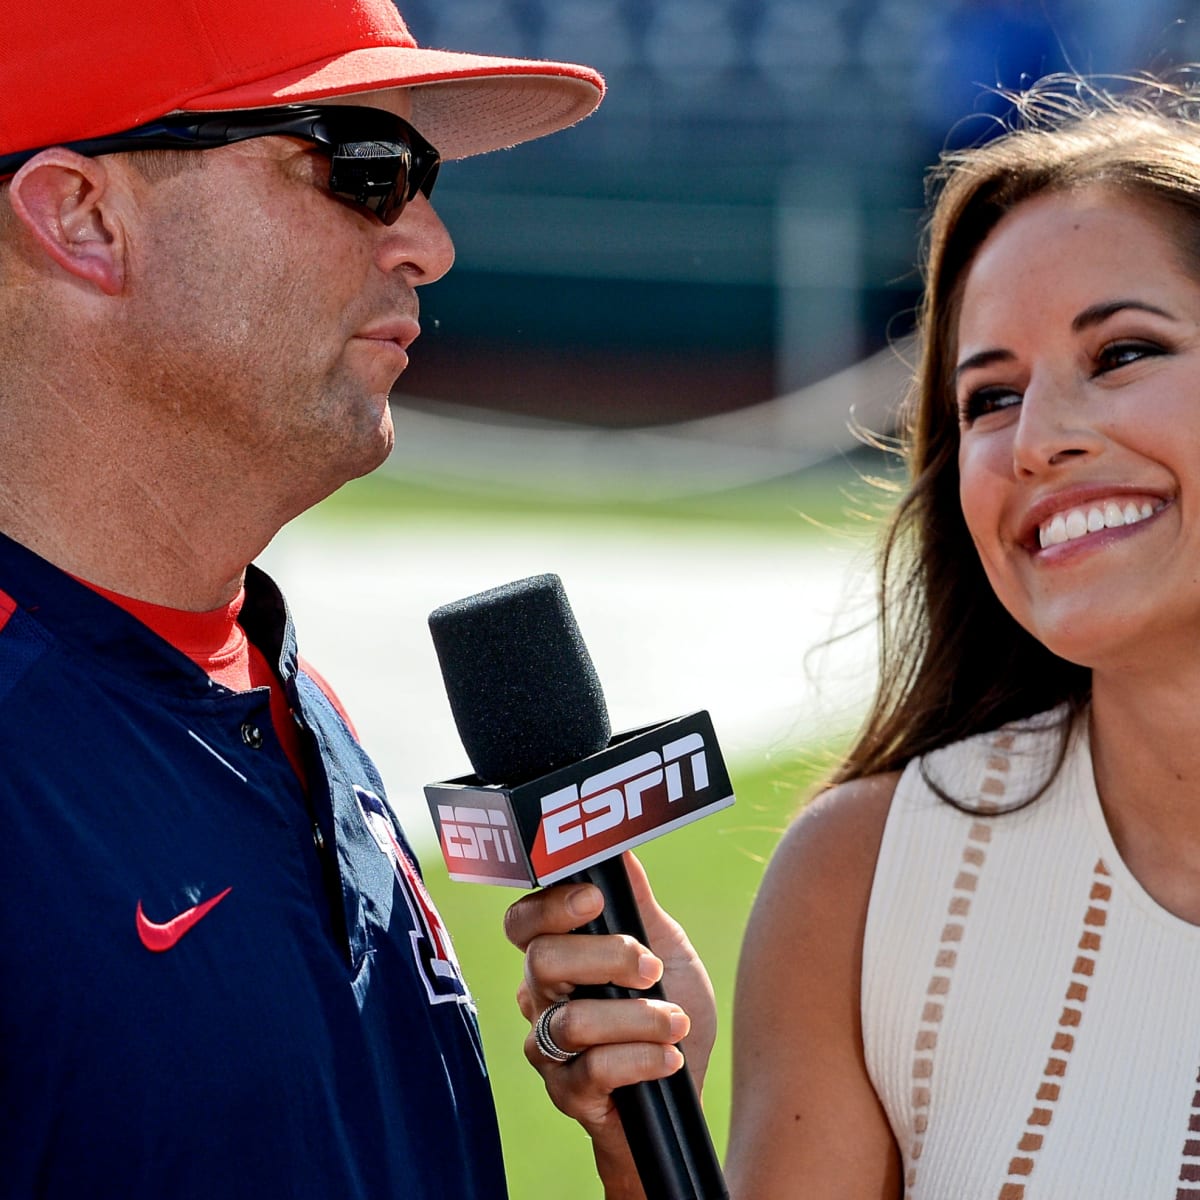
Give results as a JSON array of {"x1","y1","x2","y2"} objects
[
  {"x1": 327, "y1": 454, "x2": 885, "y2": 1194},
  {"x1": 424, "y1": 742, "x2": 844, "y2": 1199},
  {"x1": 316, "y1": 450, "x2": 899, "y2": 537}
]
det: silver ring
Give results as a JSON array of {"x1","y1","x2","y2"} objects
[{"x1": 534, "y1": 998, "x2": 579, "y2": 1064}]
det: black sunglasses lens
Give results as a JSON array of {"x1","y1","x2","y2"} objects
[
  {"x1": 414, "y1": 157, "x2": 439, "y2": 200},
  {"x1": 329, "y1": 141, "x2": 409, "y2": 223}
]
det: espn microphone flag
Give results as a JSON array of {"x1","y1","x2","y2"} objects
[
  {"x1": 423, "y1": 574, "x2": 734, "y2": 886},
  {"x1": 532, "y1": 716, "x2": 719, "y2": 879},
  {"x1": 426, "y1": 711, "x2": 731, "y2": 886}
]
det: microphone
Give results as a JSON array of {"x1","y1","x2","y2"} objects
[{"x1": 424, "y1": 574, "x2": 731, "y2": 1200}]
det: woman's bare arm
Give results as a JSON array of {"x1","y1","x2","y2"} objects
[{"x1": 725, "y1": 772, "x2": 903, "y2": 1199}]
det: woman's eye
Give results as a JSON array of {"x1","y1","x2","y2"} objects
[
  {"x1": 958, "y1": 385, "x2": 1022, "y2": 426},
  {"x1": 1094, "y1": 339, "x2": 1166, "y2": 373}
]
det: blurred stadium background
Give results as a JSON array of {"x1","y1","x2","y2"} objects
[
  {"x1": 260, "y1": 3, "x2": 1200, "y2": 1193},
  {"x1": 397, "y1": 0, "x2": 1193, "y2": 432}
]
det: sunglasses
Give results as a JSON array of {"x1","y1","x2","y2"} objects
[{"x1": 0, "y1": 104, "x2": 441, "y2": 224}]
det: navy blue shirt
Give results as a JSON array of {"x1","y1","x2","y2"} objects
[{"x1": 0, "y1": 532, "x2": 506, "y2": 1199}]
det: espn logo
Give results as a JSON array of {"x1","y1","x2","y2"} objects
[
  {"x1": 540, "y1": 733, "x2": 708, "y2": 856},
  {"x1": 438, "y1": 805, "x2": 520, "y2": 865}
]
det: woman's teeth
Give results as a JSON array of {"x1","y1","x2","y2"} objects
[{"x1": 1038, "y1": 500, "x2": 1156, "y2": 549}]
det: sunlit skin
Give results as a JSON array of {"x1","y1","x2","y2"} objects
[
  {"x1": 115, "y1": 90, "x2": 455, "y2": 520},
  {"x1": 0, "y1": 90, "x2": 454, "y2": 609},
  {"x1": 956, "y1": 186, "x2": 1200, "y2": 678},
  {"x1": 956, "y1": 186, "x2": 1200, "y2": 927}
]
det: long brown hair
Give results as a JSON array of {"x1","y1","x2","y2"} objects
[{"x1": 831, "y1": 72, "x2": 1200, "y2": 787}]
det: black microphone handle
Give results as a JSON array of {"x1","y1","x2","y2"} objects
[{"x1": 566, "y1": 857, "x2": 729, "y2": 1200}]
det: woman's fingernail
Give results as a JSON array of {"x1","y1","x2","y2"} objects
[
  {"x1": 668, "y1": 1010, "x2": 690, "y2": 1041},
  {"x1": 638, "y1": 952, "x2": 663, "y2": 983}
]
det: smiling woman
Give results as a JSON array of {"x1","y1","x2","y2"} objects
[
  {"x1": 828, "y1": 77, "x2": 1200, "y2": 788},
  {"x1": 506, "y1": 69, "x2": 1200, "y2": 1200},
  {"x1": 953, "y1": 186, "x2": 1200, "y2": 675},
  {"x1": 721, "y1": 71, "x2": 1200, "y2": 1199}
]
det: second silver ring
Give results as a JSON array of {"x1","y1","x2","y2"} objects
[{"x1": 534, "y1": 998, "x2": 580, "y2": 1063}]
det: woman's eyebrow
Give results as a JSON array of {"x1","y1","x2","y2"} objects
[
  {"x1": 954, "y1": 299, "x2": 1178, "y2": 384},
  {"x1": 953, "y1": 347, "x2": 1015, "y2": 384},
  {"x1": 1071, "y1": 298, "x2": 1174, "y2": 331}
]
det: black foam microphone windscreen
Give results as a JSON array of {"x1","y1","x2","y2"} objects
[{"x1": 427, "y1": 573, "x2": 612, "y2": 784}]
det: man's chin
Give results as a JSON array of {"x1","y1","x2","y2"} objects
[
  {"x1": 352, "y1": 407, "x2": 396, "y2": 478},
  {"x1": 299, "y1": 409, "x2": 395, "y2": 509}
]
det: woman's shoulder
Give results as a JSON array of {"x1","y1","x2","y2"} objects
[
  {"x1": 762, "y1": 703, "x2": 1076, "y2": 907},
  {"x1": 773, "y1": 771, "x2": 901, "y2": 889},
  {"x1": 746, "y1": 771, "x2": 900, "y2": 965}
]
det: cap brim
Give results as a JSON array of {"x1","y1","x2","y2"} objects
[{"x1": 188, "y1": 46, "x2": 605, "y2": 160}]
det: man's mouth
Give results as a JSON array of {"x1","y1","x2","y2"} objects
[{"x1": 357, "y1": 316, "x2": 421, "y2": 351}]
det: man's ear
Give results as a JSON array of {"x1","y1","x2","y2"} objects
[{"x1": 7, "y1": 149, "x2": 128, "y2": 295}]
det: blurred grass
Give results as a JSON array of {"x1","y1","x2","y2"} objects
[
  {"x1": 326, "y1": 449, "x2": 886, "y2": 1193},
  {"x1": 314, "y1": 452, "x2": 899, "y2": 537},
  {"x1": 423, "y1": 740, "x2": 846, "y2": 1199}
]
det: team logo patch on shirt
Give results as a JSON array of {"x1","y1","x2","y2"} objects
[{"x1": 354, "y1": 786, "x2": 471, "y2": 1007}]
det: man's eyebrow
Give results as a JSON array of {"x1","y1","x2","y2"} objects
[{"x1": 1071, "y1": 298, "x2": 1174, "y2": 331}]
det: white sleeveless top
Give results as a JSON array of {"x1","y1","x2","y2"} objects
[{"x1": 862, "y1": 709, "x2": 1200, "y2": 1200}]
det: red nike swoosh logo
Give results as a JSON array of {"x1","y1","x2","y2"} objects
[{"x1": 136, "y1": 887, "x2": 232, "y2": 952}]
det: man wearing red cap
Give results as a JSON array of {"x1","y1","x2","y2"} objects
[{"x1": 0, "y1": 3, "x2": 603, "y2": 1196}]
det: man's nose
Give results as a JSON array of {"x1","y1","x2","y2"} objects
[{"x1": 375, "y1": 191, "x2": 455, "y2": 285}]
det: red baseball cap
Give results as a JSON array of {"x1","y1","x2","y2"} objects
[{"x1": 1, "y1": 0, "x2": 604, "y2": 162}]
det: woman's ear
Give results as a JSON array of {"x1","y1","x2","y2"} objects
[{"x1": 7, "y1": 149, "x2": 127, "y2": 295}]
